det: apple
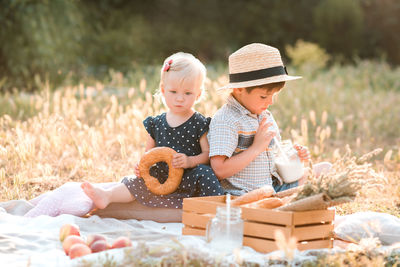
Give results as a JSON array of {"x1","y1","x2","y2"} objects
[
  {"x1": 111, "y1": 236, "x2": 132, "y2": 249},
  {"x1": 59, "y1": 223, "x2": 80, "y2": 242},
  {"x1": 62, "y1": 235, "x2": 86, "y2": 255},
  {"x1": 69, "y1": 243, "x2": 92, "y2": 259},
  {"x1": 90, "y1": 240, "x2": 110, "y2": 253},
  {"x1": 86, "y1": 234, "x2": 107, "y2": 247}
]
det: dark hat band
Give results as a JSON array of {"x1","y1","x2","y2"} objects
[{"x1": 229, "y1": 66, "x2": 288, "y2": 83}]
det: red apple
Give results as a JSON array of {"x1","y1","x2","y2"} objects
[
  {"x1": 90, "y1": 240, "x2": 110, "y2": 253},
  {"x1": 69, "y1": 243, "x2": 91, "y2": 259},
  {"x1": 59, "y1": 223, "x2": 80, "y2": 242},
  {"x1": 86, "y1": 234, "x2": 107, "y2": 247},
  {"x1": 111, "y1": 236, "x2": 132, "y2": 249},
  {"x1": 62, "y1": 235, "x2": 86, "y2": 255}
]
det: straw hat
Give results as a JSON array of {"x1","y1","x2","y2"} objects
[{"x1": 219, "y1": 43, "x2": 301, "y2": 90}]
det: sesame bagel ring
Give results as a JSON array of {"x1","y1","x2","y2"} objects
[{"x1": 139, "y1": 147, "x2": 184, "y2": 195}]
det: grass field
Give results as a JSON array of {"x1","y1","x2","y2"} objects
[
  {"x1": 1, "y1": 60, "x2": 399, "y2": 214},
  {"x1": 1, "y1": 59, "x2": 400, "y2": 265}
]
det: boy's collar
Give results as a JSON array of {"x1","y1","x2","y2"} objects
[{"x1": 227, "y1": 95, "x2": 270, "y2": 118}]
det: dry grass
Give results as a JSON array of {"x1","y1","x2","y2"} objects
[
  {"x1": 294, "y1": 147, "x2": 386, "y2": 204},
  {"x1": 1, "y1": 61, "x2": 399, "y2": 217}
]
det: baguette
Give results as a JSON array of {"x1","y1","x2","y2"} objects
[
  {"x1": 273, "y1": 185, "x2": 303, "y2": 198},
  {"x1": 243, "y1": 197, "x2": 283, "y2": 209},
  {"x1": 281, "y1": 195, "x2": 296, "y2": 205},
  {"x1": 231, "y1": 185, "x2": 274, "y2": 206}
]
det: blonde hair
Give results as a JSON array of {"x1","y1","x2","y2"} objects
[{"x1": 156, "y1": 52, "x2": 207, "y2": 103}]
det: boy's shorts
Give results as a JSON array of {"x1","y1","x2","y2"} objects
[
  {"x1": 221, "y1": 178, "x2": 299, "y2": 196},
  {"x1": 272, "y1": 177, "x2": 298, "y2": 193},
  {"x1": 220, "y1": 179, "x2": 247, "y2": 196}
]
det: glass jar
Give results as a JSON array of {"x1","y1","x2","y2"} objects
[
  {"x1": 274, "y1": 139, "x2": 304, "y2": 183},
  {"x1": 206, "y1": 206, "x2": 243, "y2": 253}
]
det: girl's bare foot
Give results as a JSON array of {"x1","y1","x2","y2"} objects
[{"x1": 81, "y1": 182, "x2": 110, "y2": 209}]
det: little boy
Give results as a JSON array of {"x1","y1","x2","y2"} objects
[{"x1": 208, "y1": 43, "x2": 329, "y2": 195}]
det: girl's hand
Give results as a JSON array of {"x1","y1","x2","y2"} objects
[
  {"x1": 294, "y1": 144, "x2": 310, "y2": 162},
  {"x1": 252, "y1": 118, "x2": 276, "y2": 154},
  {"x1": 172, "y1": 153, "x2": 191, "y2": 169},
  {"x1": 134, "y1": 162, "x2": 141, "y2": 177}
]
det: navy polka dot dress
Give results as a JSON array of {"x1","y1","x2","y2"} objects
[{"x1": 121, "y1": 112, "x2": 224, "y2": 209}]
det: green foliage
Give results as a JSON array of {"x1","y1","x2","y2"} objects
[
  {"x1": 81, "y1": 1, "x2": 155, "y2": 74},
  {"x1": 0, "y1": 0, "x2": 399, "y2": 91},
  {"x1": 0, "y1": 0, "x2": 84, "y2": 91},
  {"x1": 286, "y1": 40, "x2": 331, "y2": 75},
  {"x1": 0, "y1": 90, "x2": 39, "y2": 120},
  {"x1": 312, "y1": 0, "x2": 364, "y2": 59},
  {"x1": 360, "y1": 0, "x2": 400, "y2": 64}
]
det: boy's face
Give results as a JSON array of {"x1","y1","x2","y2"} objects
[{"x1": 233, "y1": 87, "x2": 279, "y2": 115}]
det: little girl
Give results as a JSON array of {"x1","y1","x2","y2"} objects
[{"x1": 81, "y1": 52, "x2": 225, "y2": 209}]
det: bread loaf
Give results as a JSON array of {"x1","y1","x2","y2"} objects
[
  {"x1": 231, "y1": 185, "x2": 274, "y2": 206},
  {"x1": 243, "y1": 197, "x2": 283, "y2": 209}
]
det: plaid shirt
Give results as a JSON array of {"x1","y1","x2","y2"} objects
[{"x1": 208, "y1": 95, "x2": 282, "y2": 194}]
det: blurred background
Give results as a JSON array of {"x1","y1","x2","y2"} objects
[{"x1": 1, "y1": 0, "x2": 399, "y2": 91}]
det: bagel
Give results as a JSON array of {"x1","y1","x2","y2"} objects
[{"x1": 139, "y1": 147, "x2": 184, "y2": 195}]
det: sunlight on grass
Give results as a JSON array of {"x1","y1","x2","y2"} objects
[{"x1": 0, "y1": 61, "x2": 399, "y2": 220}]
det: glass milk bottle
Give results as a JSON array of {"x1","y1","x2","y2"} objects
[
  {"x1": 274, "y1": 139, "x2": 304, "y2": 183},
  {"x1": 206, "y1": 206, "x2": 243, "y2": 253}
]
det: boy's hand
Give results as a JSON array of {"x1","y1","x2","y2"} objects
[
  {"x1": 252, "y1": 118, "x2": 276, "y2": 153},
  {"x1": 172, "y1": 153, "x2": 191, "y2": 169},
  {"x1": 134, "y1": 162, "x2": 141, "y2": 177},
  {"x1": 294, "y1": 144, "x2": 310, "y2": 162}
]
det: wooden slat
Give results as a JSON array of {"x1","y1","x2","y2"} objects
[
  {"x1": 292, "y1": 209, "x2": 335, "y2": 225},
  {"x1": 244, "y1": 221, "x2": 291, "y2": 239},
  {"x1": 292, "y1": 224, "x2": 334, "y2": 241},
  {"x1": 182, "y1": 196, "x2": 226, "y2": 214},
  {"x1": 182, "y1": 211, "x2": 212, "y2": 229},
  {"x1": 243, "y1": 236, "x2": 277, "y2": 253},
  {"x1": 297, "y1": 239, "x2": 333, "y2": 250},
  {"x1": 241, "y1": 206, "x2": 293, "y2": 225},
  {"x1": 244, "y1": 237, "x2": 333, "y2": 253},
  {"x1": 183, "y1": 227, "x2": 333, "y2": 253},
  {"x1": 182, "y1": 226, "x2": 206, "y2": 236}
]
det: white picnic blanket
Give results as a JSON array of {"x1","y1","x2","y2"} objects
[
  {"x1": 1, "y1": 200, "x2": 400, "y2": 267},
  {"x1": 0, "y1": 202, "x2": 173, "y2": 266},
  {"x1": 1, "y1": 200, "x2": 277, "y2": 267}
]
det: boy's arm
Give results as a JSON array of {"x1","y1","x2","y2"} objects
[
  {"x1": 210, "y1": 118, "x2": 276, "y2": 179},
  {"x1": 210, "y1": 147, "x2": 260, "y2": 179}
]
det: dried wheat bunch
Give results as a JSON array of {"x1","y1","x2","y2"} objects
[{"x1": 294, "y1": 146, "x2": 383, "y2": 202}]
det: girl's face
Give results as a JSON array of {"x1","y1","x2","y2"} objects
[
  {"x1": 233, "y1": 87, "x2": 279, "y2": 115},
  {"x1": 161, "y1": 72, "x2": 202, "y2": 115}
]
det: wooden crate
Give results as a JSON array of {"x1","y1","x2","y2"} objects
[{"x1": 182, "y1": 195, "x2": 335, "y2": 253}]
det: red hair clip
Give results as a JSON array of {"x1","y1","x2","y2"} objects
[{"x1": 163, "y1": 59, "x2": 173, "y2": 72}]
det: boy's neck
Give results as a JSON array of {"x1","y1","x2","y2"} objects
[{"x1": 231, "y1": 93, "x2": 252, "y2": 113}]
